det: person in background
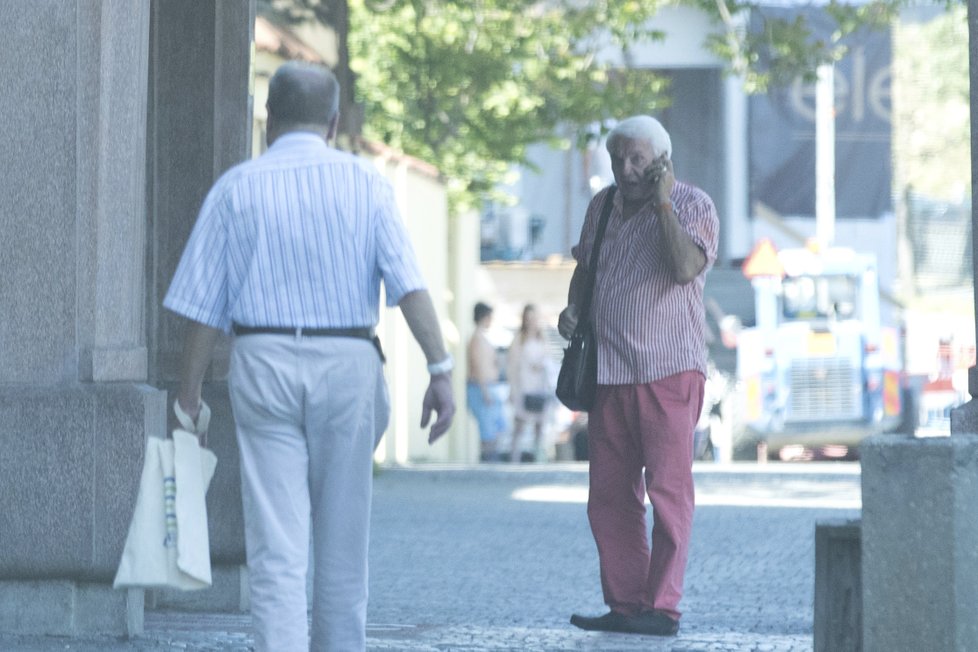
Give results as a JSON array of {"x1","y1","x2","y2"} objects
[
  {"x1": 560, "y1": 115, "x2": 719, "y2": 637},
  {"x1": 164, "y1": 61, "x2": 455, "y2": 651},
  {"x1": 467, "y1": 301, "x2": 505, "y2": 461},
  {"x1": 507, "y1": 304, "x2": 555, "y2": 462}
]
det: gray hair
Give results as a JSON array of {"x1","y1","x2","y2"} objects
[
  {"x1": 606, "y1": 116, "x2": 672, "y2": 159},
  {"x1": 267, "y1": 61, "x2": 340, "y2": 127}
]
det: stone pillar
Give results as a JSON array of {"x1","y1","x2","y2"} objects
[
  {"x1": 859, "y1": 6, "x2": 978, "y2": 649},
  {"x1": 813, "y1": 519, "x2": 861, "y2": 652},
  {"x1": 0, "y1": 0, "x2": 157, "y2": 637},
  {"x1": 861, "y1": 434, "x2": 978, "y2": 651},
  {"x1": 951, "y1": 0, "x2": 978, "y2": 434},
  {"x1": 0, "y1": 0, "x2": 255, "y2": 636},
  {"x1": 146, "y1": 0, "x2": 254, "y2": 610}
]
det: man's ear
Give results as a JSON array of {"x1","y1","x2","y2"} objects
[
  {"x1": 265, "y1": 110, "x2": 276, "y2": 147},
  {"x1": 327, "y1": 114, "x2": 339, "y2": 142}
]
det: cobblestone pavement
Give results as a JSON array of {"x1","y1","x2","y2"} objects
[{"x1": 0, "y1": 462, "x2": 860, "y2": 651}]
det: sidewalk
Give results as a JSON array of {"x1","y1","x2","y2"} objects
[{"x1": 0, "y1": 462, "x2": 861, "y2": 651}]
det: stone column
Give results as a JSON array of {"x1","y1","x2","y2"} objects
[
  {"x1": 859, "y1": 4, "x2": 978, "y2": 649},
  {"x1": 951, "y1": 0, "x2": 978, "y2": 434},
  {"x1": 0, "y1": 0, "x2": 255, "y2": 636},
  {"x1": 145, "y1": 0, "x2": 255, "y2": 612},
  {"x1": 862, "y1": 434, "x2": 978, "y2": 651},
  {"x1": 0, "y1": 0, "x2": 158, "y2": 637}
]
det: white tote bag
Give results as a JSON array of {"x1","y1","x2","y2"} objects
[{"x1": 114, "y1": 401, "x2": 218, "y2": 590}]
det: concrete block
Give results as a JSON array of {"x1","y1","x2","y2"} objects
[
  {"x1": 814, "y1": 519, "x2": 861, "y2": 652},
  {"x1": 84, "y1": 346, "x2": 150, "y2": 383},
  {"x1": 861, "y1": 434, "x2": 978, "y2": 652},
  {"x1": 148, "y1": 564, "x2": 248, "y2": 613},
  {"x1": 0, "y1": 580, "x2": 74, "y2": 636},
  {"x1": 76, "y1": 584, "x2": 144, "y2": 636},
  {"x1": 75, "y1": 1, "x2": 152, "y2": 382},
  {"x1": 951, "y1": 396, "x2": 978, "y2": 435},
  {"x1": 0, "y1": 384, "x2": 164, "y2": 579},
  {"x1": 0, "y1": 580, "x2": 142, "y2": 637},
  {"x1": 0, "y1": 3, "x2": 79, "y2": 385},
  {"x1": 0, "y1": 2, "x2": 151, "y2": 386}
]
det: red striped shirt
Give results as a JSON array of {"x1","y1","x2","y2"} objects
[{"x1": 571, "y1": 181, "x2": 719, "y2": 384}]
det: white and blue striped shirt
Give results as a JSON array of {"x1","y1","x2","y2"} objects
[{"x1": 164, "y1": 132, "x2": 426, "y2": 331}]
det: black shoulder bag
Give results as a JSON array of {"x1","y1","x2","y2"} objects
[{"x1": 555, "y1": 186, "x2": 616, "y2": 412}]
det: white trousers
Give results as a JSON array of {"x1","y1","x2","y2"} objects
[{"x1": 229, "y1": 334, "x2": 389, "y2": 652}]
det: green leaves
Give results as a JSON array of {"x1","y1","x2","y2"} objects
[
  {"x1": 348, "y1": 0, "x2": 669, "y2": 211},
  {"x1": 265, "y1": 0, "x2": 961, "y2": 210},
  {"x1": 892, "y1": 4, "x2": 969, "y2": 200}
]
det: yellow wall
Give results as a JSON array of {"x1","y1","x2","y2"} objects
[{"x1": 366, "y1": 154, "x2": 474, "y2": 464}]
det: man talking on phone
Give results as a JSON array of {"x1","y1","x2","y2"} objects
[{"x1": 559, "y1": 116, "x2": 719, "y2": 636}]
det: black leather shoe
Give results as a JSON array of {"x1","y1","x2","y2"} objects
[
  {"x1": 631, "y1": 610, "x2": 680, "y2": 636},
  {"x1": 569, "y1": 611, "x2": 633, "y2": 633}
]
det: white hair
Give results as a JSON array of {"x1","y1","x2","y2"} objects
[{"x1": 606, "y1": 116, "x2": 672, "y2": 159}]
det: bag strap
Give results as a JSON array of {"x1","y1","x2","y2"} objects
[
  {"x1": 173, "y1": 399, "x2": 211, "y2": 435},
  {"x1": 577, "y1": 185, "x2": 617, "y2": 331}
]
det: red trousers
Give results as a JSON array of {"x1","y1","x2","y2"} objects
[{"x1": 586, "y1": 371, "x2": 704, "y2": 620}]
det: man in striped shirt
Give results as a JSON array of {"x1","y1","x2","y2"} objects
[
  {"x1": 164, "y1": 62, "x2": 455, "y2": 651},
  {"x1": 562, "y1": 116, "x2": 719, "y2": 637}
]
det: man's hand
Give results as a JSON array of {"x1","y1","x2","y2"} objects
[
  {"x1": 177, "y1": 395, "x2": 202, "y2": 423},
  {"x1": 170, "y1": 397, "x2": 210, "y2": 447},
  {"x1": 649, "y1": 154, "x2": 674, "y2": 205},
  {"x1": 558, "y1": 304, "x2": 579, "y2": 340},
  {"x1": 421, "y1": 373, "x2": 455, "y2": 444}
]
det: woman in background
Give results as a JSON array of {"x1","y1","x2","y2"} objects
[{"x1": 507, "y1": 304, "x2": 555, "y2": 462}]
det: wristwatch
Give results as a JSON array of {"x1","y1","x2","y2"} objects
[{"x1": 427, "y1": 354, "x2": 454, "y2": 375}]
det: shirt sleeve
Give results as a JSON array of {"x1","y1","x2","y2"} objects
[
  {"x1": 162, "y1": 182, "x2": 232, "y2": 331},
  {"x1": 373, "y1": 178, "x2": 427, "y2": 306},
  {"x1": 679, "y1": 192, "x2": 720, "y2": 275}
]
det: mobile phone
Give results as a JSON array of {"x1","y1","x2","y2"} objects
[
  {"x1": 647, "y1": 166, "x2": 662, "y2": 185},
  {"x1": 645, "y1": 158, "x2": 667, "y2": 185}
]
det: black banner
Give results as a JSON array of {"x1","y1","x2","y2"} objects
[{"x1": 749, "y1": 7, "x2": 892, "y2": 218}]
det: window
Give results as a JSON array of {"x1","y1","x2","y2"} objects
[{"x1": 782, "y1": 274, "x2": 858, "y2": 321}]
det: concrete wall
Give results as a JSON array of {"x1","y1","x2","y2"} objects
[
  {"x1": 147, "y1": 0, "x2": 254, "y2": 566},
  {"x1": 0, "y1": 0, "x2": 255, "y2": 636},
  {"x1": 370, "y1": 152, "x2": 452, "y2": 463},
  {"x1": 0, "y1": 1, "x2": 151, "y2": 386},
  {"x1": 0, "y1": 0, "x2": 156, "y2": 578},
  {"x1": 365, "y1": 149, "x2": 480, "y2": 464}
]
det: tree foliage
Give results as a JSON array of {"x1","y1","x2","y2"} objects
[
  {"x1": 892, "y1": 4, "x2": 969, "y2": 200},
  {"x1": 700, "y1": 0, "x2": 902, "y2": 93},
  {"x1": 259, "y1": 0, "x2": 952, "y2": 211},
  {"x1": 348, "y1": 0, "x2": 676, "y2": 210}
]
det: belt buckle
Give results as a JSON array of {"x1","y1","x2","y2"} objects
[{"x1": 296, "y1": 326, "x2": 303, "y2": 339}]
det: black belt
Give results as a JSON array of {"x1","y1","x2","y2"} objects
[{"x1": 232, "y1": 323, "x2": 385, "y2": 363}]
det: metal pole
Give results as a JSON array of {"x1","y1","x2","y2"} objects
[
  {"x1": 950, "y1": 0, "x2": 978, "y2": 433},
  {"x1": 968, "y1": 0, "x2": 978, "y2": 402},
  {"x1": 815, "y1": 63, "x2": 836, "y2": 247}
]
